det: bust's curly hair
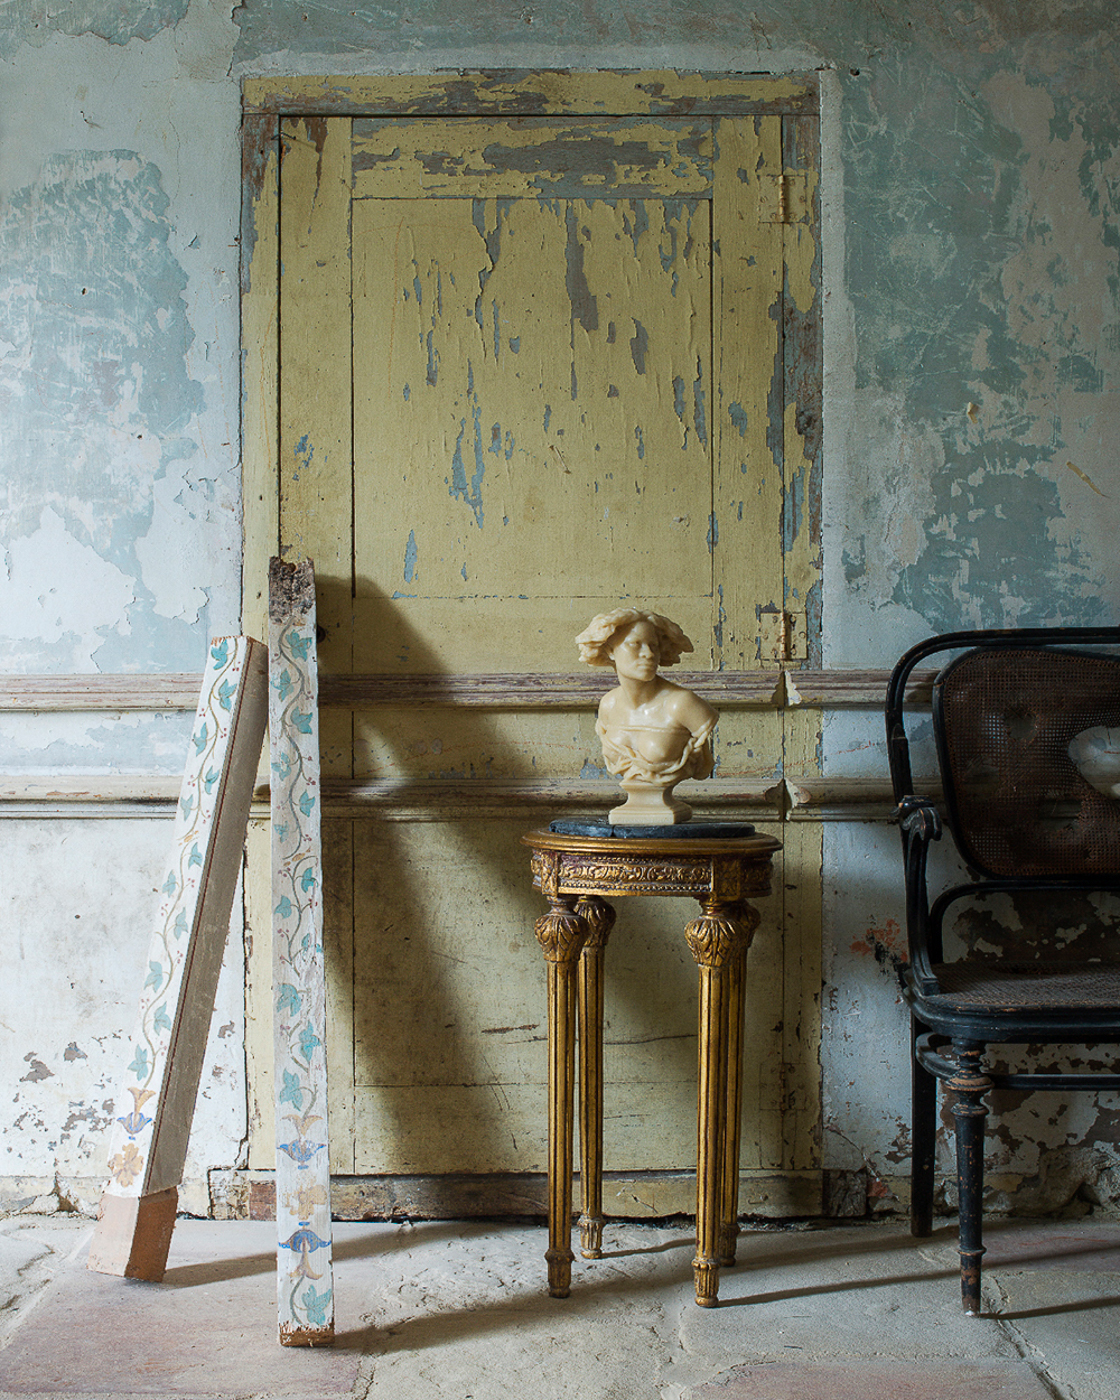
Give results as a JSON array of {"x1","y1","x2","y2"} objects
[{"x1": 575, "y1": 608, "x2": 694, "y2": 669}]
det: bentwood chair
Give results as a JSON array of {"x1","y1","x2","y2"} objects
[{"x1": 886, "y1": 627, "x2": 1120, "y2": 1312}]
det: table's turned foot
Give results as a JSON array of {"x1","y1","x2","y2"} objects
[
  {"x1": 579, "y1": 1215, "x2": 604, "y2": 1258},
  {"x1": 693, "y1": 1253, "x2": 721, "y2": 1306},
  {"x1": 546, "y1": 1245, "x2": 574, "y2": 1298}
]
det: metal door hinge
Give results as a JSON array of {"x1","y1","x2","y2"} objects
[
  {"x1": 759, "y1": 609, "x2": 807, "y2": 662},
  {"x1": 760, "y1": 172, "x2": 810, "y2": 225}
]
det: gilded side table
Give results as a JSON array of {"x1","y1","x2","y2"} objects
[{"x1": 522, "y1": 822, "x2": 781, "y2": 1307}]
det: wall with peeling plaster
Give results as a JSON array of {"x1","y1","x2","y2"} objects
[{"x1": 2, "y1": 0, "x2": 1119, "y2": 1217}]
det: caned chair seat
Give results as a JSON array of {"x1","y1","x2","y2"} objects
[{"x1": 926, "y1": 962, "x2": 1120, "y2": 1013}]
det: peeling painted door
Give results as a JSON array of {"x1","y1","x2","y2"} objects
[
  {"x1": 245, "y1": 77, "x2": 822, "y2": 1207},
  {"x1": 350, "y1": 119, "x2": 717, "y2": 665}
]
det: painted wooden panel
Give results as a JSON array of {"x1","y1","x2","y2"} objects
[
  {"x1": 268, "y1": 559, "x2": 334, "y2": 1344},
  {"x1": 348, "y1": 820, "x2": 794, "y2": 1176},
  {"x1": 351, "y1": 194, "x2": 713, "y2": 624},
  {"x1": 89, "y1": 637, "x2": 267, "y2": 1278}
]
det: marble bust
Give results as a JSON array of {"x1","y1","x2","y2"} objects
[{"x1": 576, "y1": 607, "x2": 718, "y2": 824}]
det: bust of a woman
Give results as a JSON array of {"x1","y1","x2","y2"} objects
[{"x1": 576, "y1": 608, "x2": 717, "y2": 824}]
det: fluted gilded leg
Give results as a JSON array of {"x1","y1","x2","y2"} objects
[
  {"x1": 575, "y1": 896, "x2": 616, "y2": 1259},
  {"x1": 534, "y1": 886, "x2": 590, "y2": 1299},
  {"x1": 685, "y1": 899, "x2": 750, "y2": 1306},
  {"x1": 718, "y1": 901, "x2": 759, "y2": 1266}
]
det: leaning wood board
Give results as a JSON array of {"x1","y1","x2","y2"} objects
[
  {"x1": 269, "y1": 557, "x2": 335, "y2": 1345},
  {"x1": 88, "y1": 636, "x2": 269, "y2": 1280}
]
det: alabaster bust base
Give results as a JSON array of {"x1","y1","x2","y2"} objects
[{"x1": 609, "y1": 777, "x2": 694, "y2": 825}]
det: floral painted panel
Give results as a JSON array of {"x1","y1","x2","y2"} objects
[
  {"x1": 101, "y1": 636, "x2": 268, "y2": 1202},
  {"x1": 269, "y1": 557, "x2": 334, "y2": 1345}
]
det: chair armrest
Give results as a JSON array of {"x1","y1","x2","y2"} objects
[{"x1": 895, "y1": 796, "x2": 943, "y2": 995}]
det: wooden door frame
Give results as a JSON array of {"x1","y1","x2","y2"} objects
[{"x1": 237, "y1": 72, "x2": 826, "y2": 1218}]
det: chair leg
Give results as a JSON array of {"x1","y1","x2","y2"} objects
[
  {"x1": 910, "y1": 1018, "x2": 936, "y2": 1238},
  {"x1": 949, "y1": 1040, "x2": 991, "y2": 1315}
]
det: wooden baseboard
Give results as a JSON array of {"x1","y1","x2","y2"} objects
[{"x1": 209, "y1": 1169, "x2": 824, "y2": 1222}]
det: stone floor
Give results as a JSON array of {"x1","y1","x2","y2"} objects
[{"x1": 0, "y1": 1212, "x2": 1118, "y2": 1398}]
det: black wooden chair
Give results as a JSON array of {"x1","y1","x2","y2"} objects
[{"x1": 886, "y1": 626, "x2": 1120, "y2": 1312}]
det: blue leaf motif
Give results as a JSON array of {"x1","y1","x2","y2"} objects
[
  {"x1": 163, "y1": 871, "x2": 177, "y2": 896},
  {"x1": 210, "y1": 640, "x2": 230, "y2": 667},
  {"x1": 180, "y1": 794, "x2": 194, "y2": 820},
  {"x1": 276, "y1": 983, "x2": 302, "y2": 1016},
  {"x1": 275, "y1": 894, "x2": 294, "y2": 920},
  {"x1": 128, "y1": 1046, "x2": 150, "y2": 1079},
  {"x1": 218, "y1": 678, "x2": 237, "y2": 711},
  {"x1": 298, "y1": 791, "x2": 316, "y2": 817},
  {"x1": 301, "y1": 1283, "x2": 332, "y2": 1328},
  {"x1": 279, "y1": 1069, "x2": 304, "y2": 1110},
  {"x1": 153, "y1": 1003, "x2": 173, "y2": 1034},
  {"x1": 294, "y1": 709, "x2": 313, "y2": 734},
  {"x1": 299, "y1": 1023, "x2": 322, "y2": 1060},
  {"x1": 144, "y1": 961, "x2": 164, "y2": 990},
  {"x1": 203, "y1": 766, "x2": 219, "y2": 794},
  {"x1": 300, "y1": 867, "x2": 317, "y2": 894},
  {"x1": 173, "y1": 908, "x2": 189, "y2": 939},
  {"x1": 193, "y1": 722, "x2": 208, "y2": 754},
  {"x1": 288, "y1": 631, "x2": 311, "y2": 661},
  {"x1": 271, "y1": 751, "x2": 292, "y2": 781},
  {"x1": 188, "y1": 843, "x2": 203, "y2": 868},
  {"x1": 274, "y1": 668, "x2": 295, "y2": 702}
]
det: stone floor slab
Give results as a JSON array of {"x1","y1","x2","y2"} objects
[
  {"x1": 0, "y1": 1216, "x2": 1116, "y2": 1398},
  {"x1": 0, "y1": 1221, "x2": 368, "y2": 1396},
  {"x1": 988, "y1": 1270, "x2": 1120, "y2": 1400},
  {"x1": 983, "y1": 1219, "x2": 1120, "y2": 1273},
  {"x1": 683, "y1": 1361, "x2": 1054, "y2": 1399}
]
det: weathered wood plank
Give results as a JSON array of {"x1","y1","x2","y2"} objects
[
  {"x1": 269, "y1": 558, "x2": 334, "y2": 1346},
  {"x1": 214, "y1": 1167, "x2": 825, "y2": 1222},
  {"x1": 712, "y1": 115, "x2": 784, "y2": 668},
  {"x1": 353, "y1": 117, "x2": 712, "y2": 199},
  {"x1": 311, "y1": 776, "x2": 786, "y2": 820},
  {"x1": 87, "y1": 637, "x2": 268, "y2": 1280},
  {"x1": 784, "y1": 669, "x2": 937, "y2": 707},
  {"x1": 781, "y1": 114, "x2": 823, "y2": 667},
  {"x1": 244, "y1": 70, "x2": 819, "y2": 119},
  {"x1": 241, "y1": 113, "x2": 281, "y2": 645},
  {"x1": 0, "y1": 774, "x2": 929, "y2": 823},
  {"x1": 0, "y1": 676, "x2": 203, "y2": 710},
  {"x1": 321, "y1": 670, "x2": 784, "y2": 707}
]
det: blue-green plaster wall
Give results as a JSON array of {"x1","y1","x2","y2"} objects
[
  {"x1": 2, "y1": 0, "x2": 1119, "y2": 1209},
  {"x1": 3, "y1": 0, "x2": 1116, "y2": 675}
]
